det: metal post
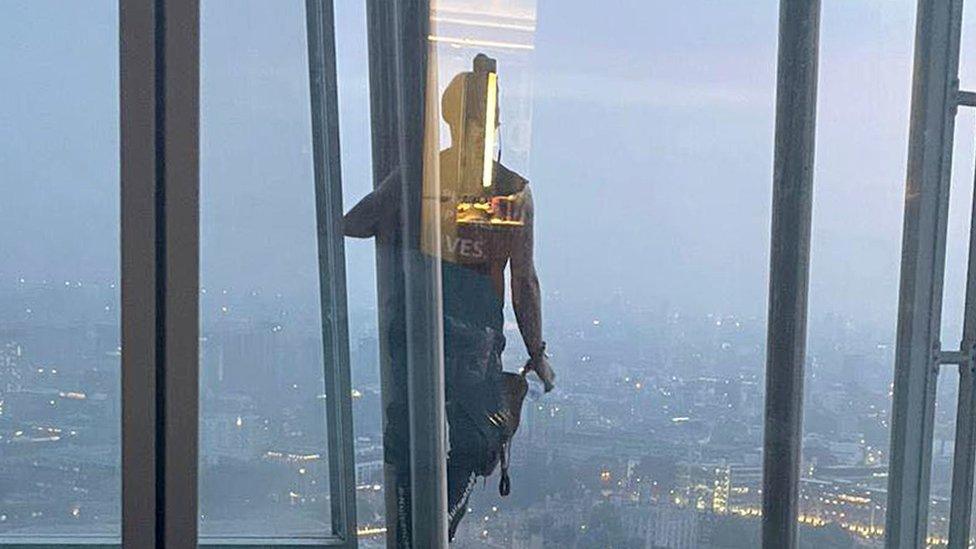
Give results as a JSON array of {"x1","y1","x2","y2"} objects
[
  {"x1": 761, "y1": 1, "x2": 820, "y2": 548},
  {"x1": 306, "y1": 0, "x2": 359, "y2": 545},
  {"x1": 120, "y1": 1, "x2": 199, "y2": 548},
  {"x1": 947, "y1": 151, "x2": 976, "y2": 549},
  {"x1": 365, "y1": 1, "x2": 447, "y2": 545},
  {"x1": 886, "y1": 1, "x2": 963, "y2": 547},
  {"x1": 390, "y1": 1, "x2": 449, "y2": 546},
  {"x1": 364, "y1": 0, "x2": 407, "y2": 543}
]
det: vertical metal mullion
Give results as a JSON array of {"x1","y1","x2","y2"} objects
[
  {"x1": 886, "y1": 1, "x2": 963, "y2": 547},
  {"x1": 947, "y1": 152, "x2": 976, "y2": 548},
  {"x1": 364, "y1": 1, "x2": 404, "y2": 542},
  {"x1": 161, "y1": 2, "x2": 200, "y2": 546},
  {"x1": 390, "y1": 1, "x2": 448, "y2": 546},
  {"x1": 120, "y1": 1, "x2": 158, "y2": 546},
  {"x1": 761, "y1": 2, "x2": 821, "y2": 548},
  {"x1": 306, "y1": 0, "x2": 359, "y2": 545},
  {"x1": 121, "y1": 1, "x2": 199, "y2": 548},
  {"x1": 366, "y1": 0, "x2": 448, "y2": 543},
  {"x1": 947, "y1": 111, "x2": 976, "y2": 549}
]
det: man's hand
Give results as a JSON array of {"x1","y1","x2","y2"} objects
[{"x1": 524, "y1": 353, "x2": 555, "y2": 393}]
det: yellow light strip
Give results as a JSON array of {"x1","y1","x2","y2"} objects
[
  {"x1": 482, "y1": 72, "x2": 498, "y2": 189},
  {"x1": 431, "y1": 16, "x2": 536, "y2": 32},
  {"x1": 428, "y1": 35, "x2": 535, "y2": 51},
  {"x1": 432, "y1": 7, "x2": 536, "y2": 22}
]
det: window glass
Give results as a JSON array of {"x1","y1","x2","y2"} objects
[
  {"x1": 0, "y1": 0, "x2": 120, "y2": 540},
  {"x1": 199, "y1": 0, "x2": 334, "y2": 538},
  {"x1": 420, "y1": 1, "x2": 781, "y2": 546},
  {"x1": 958, "y1": 0, "x2": 976, "y2": 93},
  {"x1": 340, "y1": 3, "x2": 976, "y2": 547},
  {"x1": 331, "y1": 0, "x2": 388, "y2": 538},
  {"x1": 798, "y1": 3, "x2": 914, "y2": 545}
]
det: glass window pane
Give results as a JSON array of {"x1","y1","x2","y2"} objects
[
  {"x1": 199, "y1": 0, "x2": 334, "y2": 539},
  {"x1": 0, "y1": 0, "x2": 120, "y2": 540},
  {"x1": 799, "y1": 3, "x2": 915, "y2": 545},
  {"x1": 414, "y1": 1, "x2": 780, "y2": 546},
  {"x1": 497, "y1": 3, "x2": 772, "y2": 544},
  {"x1": 343, "y1": 3, "x2": 976, "y2": 546},
  {"x1": 331, "y1": 0, "x2": 387, "y2": 537}
]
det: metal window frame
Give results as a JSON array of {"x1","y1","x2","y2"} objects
[
  {"x1": 365, "y1": 0, "x2": 450, "y2": 546},
  {"x1": 119, "y1": 2, "x2": 200, "y2": 549},
  {"x1": 395, "y1": 0, "x2": 448, "y2": 549},
  {"x1": 390, "y1": 0, "x2": 449, "y2": 547},
  {"x1": 301, "y1": 0, "x2": 359, "y2": 546},
  {"x1": 947, "y1": 120, "x2": 976, "y2": 547},
  {"x1": 1, "y1": 1, "x2": 359, "y2": 547},
  {"x1": 363, "y1": 0, "x2": 405, "y2": 542},
  {"x1": 885, "y1": 1, "x2": 965, "y2": 548},
  {"x1": 0, "y1": 544, "x2": 117, "y2": 549},
  {"x1": 760, "y1": 2, "x2": 821, "y2": 548}
]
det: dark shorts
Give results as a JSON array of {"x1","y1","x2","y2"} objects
[{"x1": 383, "y1": 314, "x2": 505, "y2": 470}]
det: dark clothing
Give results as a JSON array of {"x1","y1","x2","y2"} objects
[
  {"x1": 442, "y1": 261, "x2": 504, "y2": 333},
  {"x1": 355, "y1": 161, "x2": 526, "y2": 545},
  {"x1": 384, "y1": 259, "x2": 507, "y2": 544}
]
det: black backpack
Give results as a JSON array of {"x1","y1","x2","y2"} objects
[{"x1": 444, "y1": 316, "x2": 528, "y2": 496}]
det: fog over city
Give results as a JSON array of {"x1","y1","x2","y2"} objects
[
  {"x1": 7, "y1": 1, "x2": 976, "y2": 327},
  {"x1": 6, "y1": 1, "x2": 976, "y2": 547}
]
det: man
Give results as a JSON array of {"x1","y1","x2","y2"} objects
[{"x1": 344, "y1": 54, "x2": 553, "y2": 544}]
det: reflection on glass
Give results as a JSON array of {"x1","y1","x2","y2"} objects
[
  {"x1": 437, "y1": 1, "x2": 773, "y2": 547},
  {"x1": 199, "y1": 1, "x2": 331, "y2": 538},
  {"x1": 347, "y1": 44, "x2": 550, "y2": 542},
  {"x1": 430, "y1": 52, "x2": 553, "y2": 539},
  {"x1": 0, "y1": 1, "x2": 120, "y2": 540}
]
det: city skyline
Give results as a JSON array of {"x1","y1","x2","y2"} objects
[{"x1": 6, "y1": 1, "x2": 976, "y2": 548}]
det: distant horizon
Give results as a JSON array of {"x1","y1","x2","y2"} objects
[
  {"x1": 5, "y1": 3, "x2": 976, "y2": 546},
  {"x1": 3, "y1": 1, "x2": 976, "y2": 349}
]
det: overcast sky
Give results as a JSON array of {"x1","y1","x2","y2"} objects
[{"x1": 4, "y1": 1, "x2": 976, "y2": 337}]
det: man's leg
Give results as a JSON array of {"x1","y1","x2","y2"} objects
[
  {"x1": 395, "y1": 475, "x2": 412, "y2": 548},
  {"x1": 385, "y1": 396, "x2": 412, "y2": 548},
  {"x1": 447, "y1": 456, "x2": 478, "y2": 541}
]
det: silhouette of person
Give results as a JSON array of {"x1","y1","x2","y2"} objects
[{"x1": 344, "y1": 53, "x2": 553, "y2": 544}]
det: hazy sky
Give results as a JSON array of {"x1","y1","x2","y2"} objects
[{"x1": 4, "y1": 1, "x2": 976, "y2": 336}]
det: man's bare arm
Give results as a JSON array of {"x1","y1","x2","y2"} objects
[
  {"x1": 343, "y1": 170, "x2": 400, "y2": 238},
  {"x1": 510, "y1": 186, "x2": 554, "y2": 390}
]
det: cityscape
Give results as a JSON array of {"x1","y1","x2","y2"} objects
[
  {"x1": 5, "y1": 0, "x2": 964, "y2": 547},
  {"x1": 0, "y1": 273, "x2": 965, "y2": 548}
]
